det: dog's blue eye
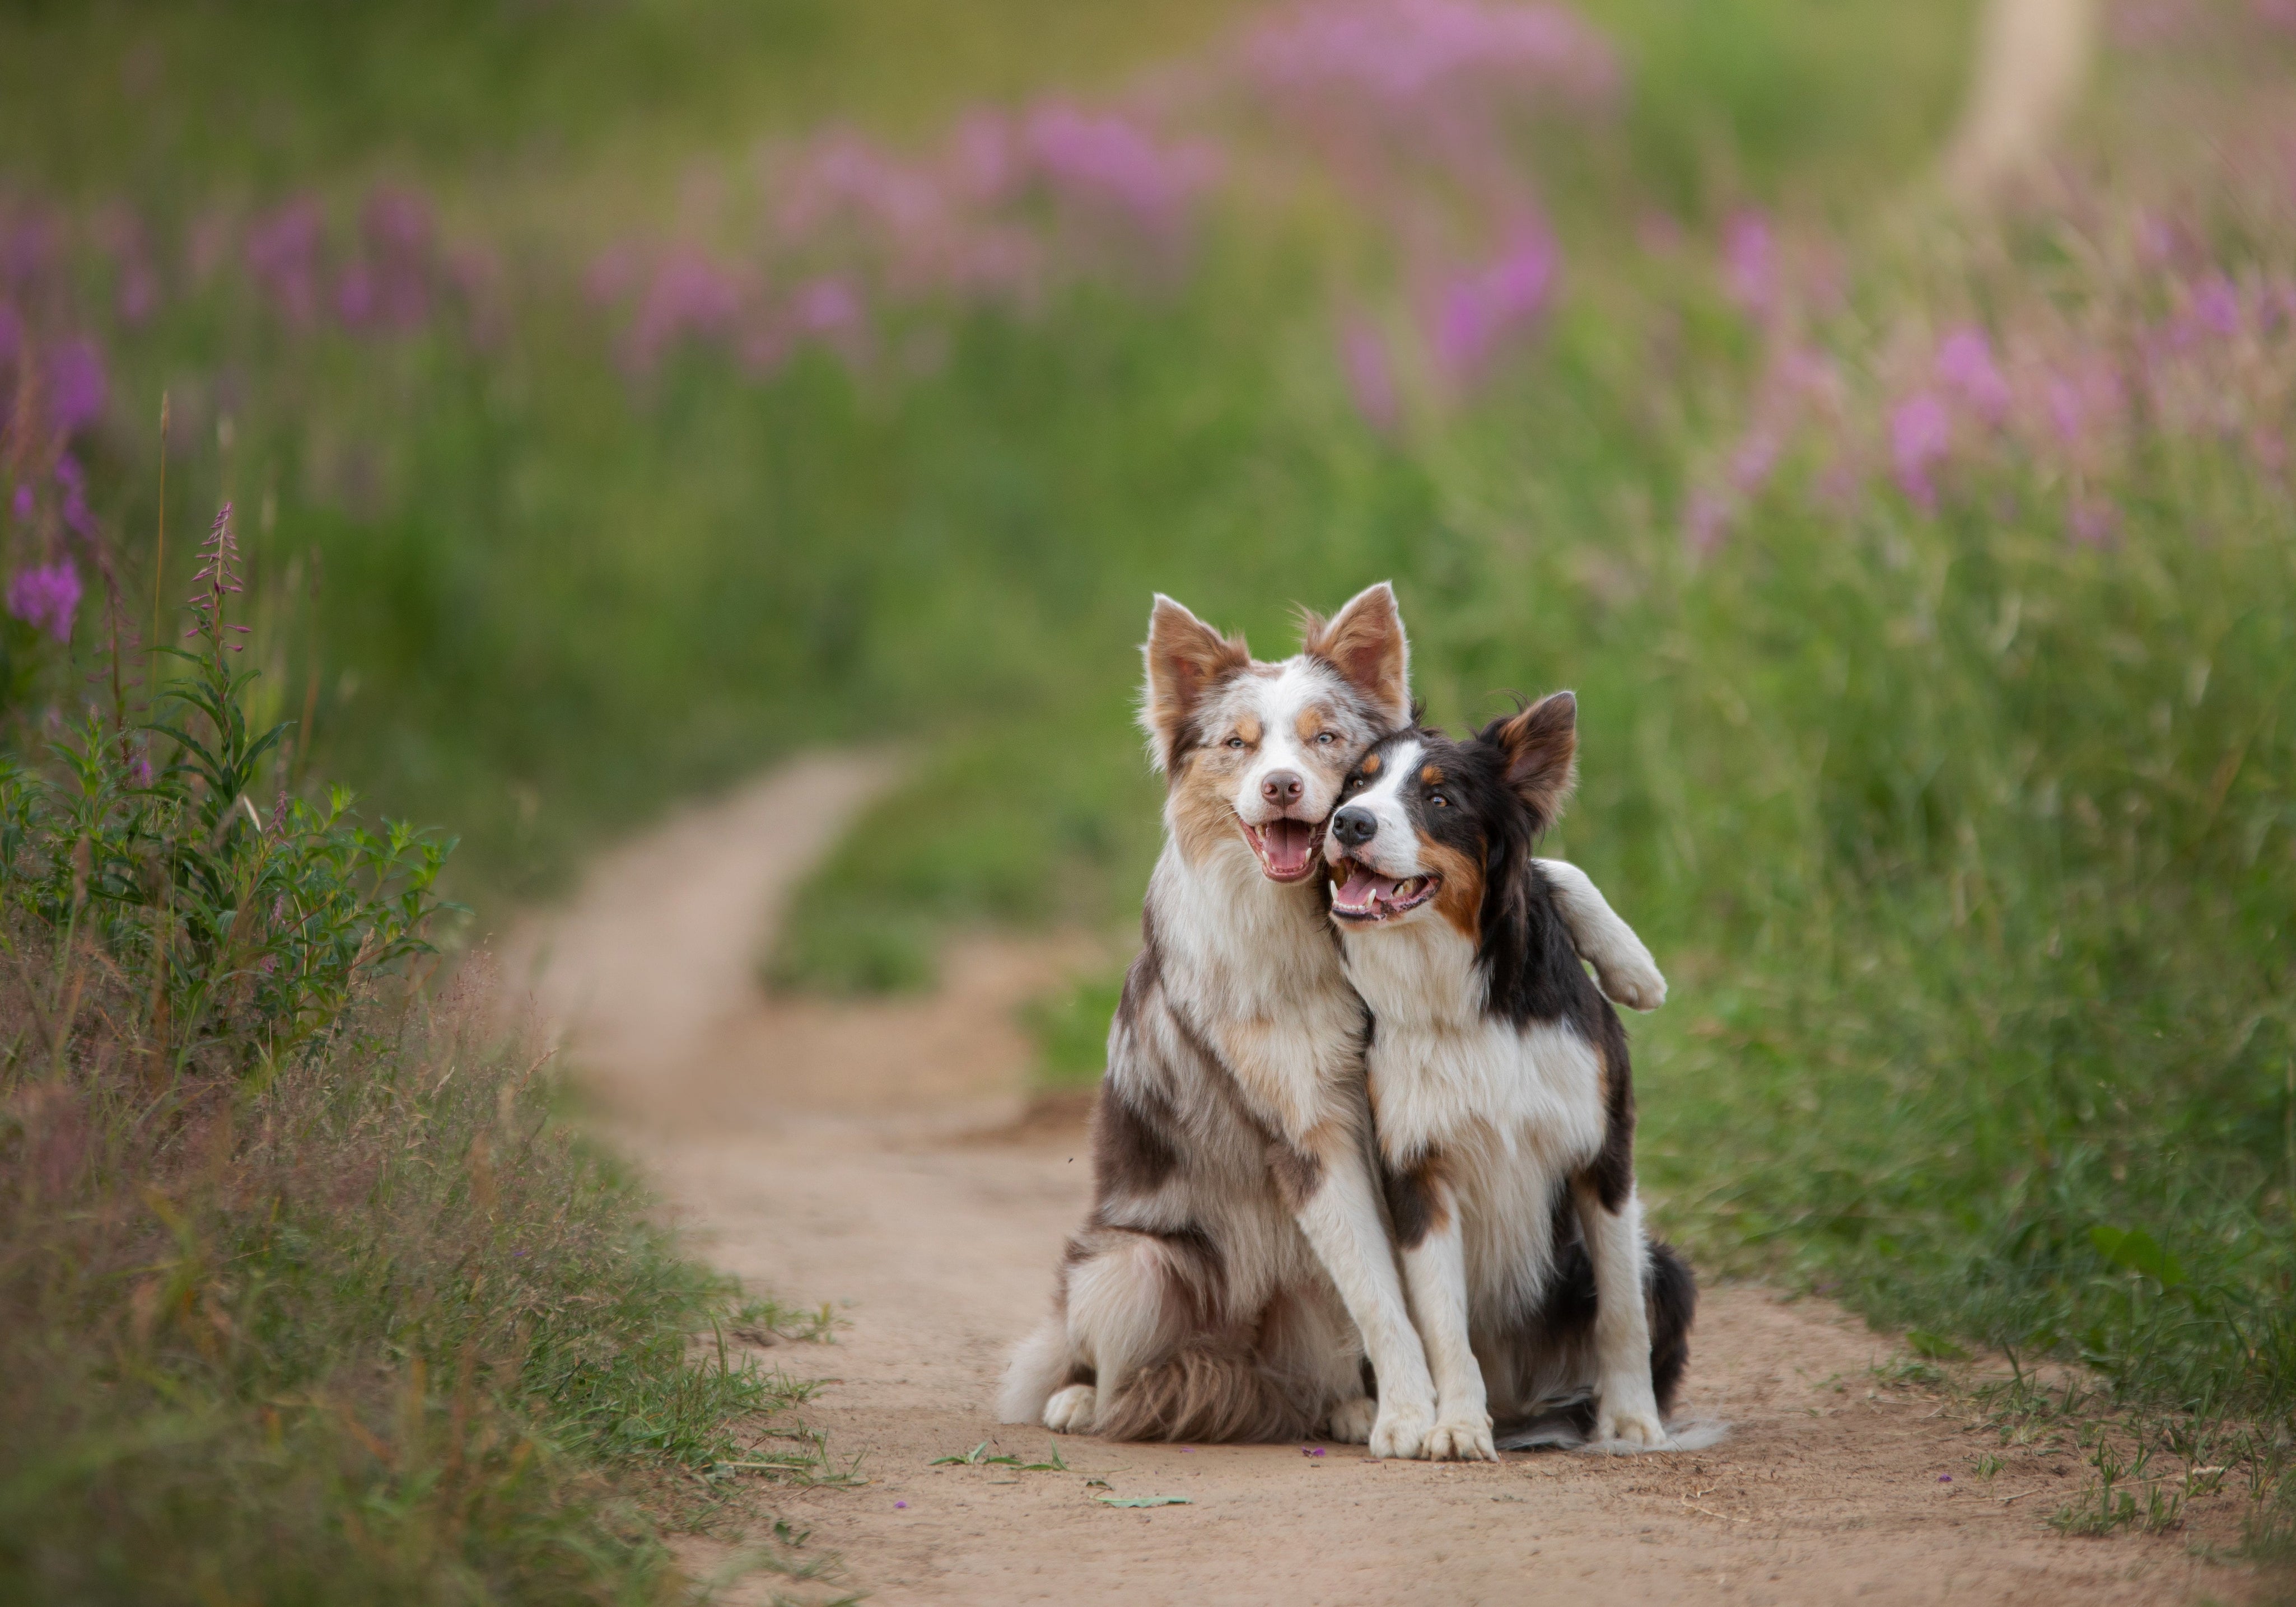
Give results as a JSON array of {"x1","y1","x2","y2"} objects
[
  {"x1": 1316, "y1": 731, "x2": 1336, "y2": 744},
  {"x1": 1225, "y1": 737, "x2": 1246, "y2": 749}
]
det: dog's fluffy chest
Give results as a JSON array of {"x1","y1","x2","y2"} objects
[
  {"x1": 1341, "y1": 921, "x2": 1607, "y2": 1172},
  {"x1": 1152, "y1": 840, "x2": 1365, "y2": 1137}
]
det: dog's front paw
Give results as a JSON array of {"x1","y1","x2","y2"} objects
[
  {"x1": 1368, "y1": 1395, "x2": 1435, "y2": 1460},
  {"x1": 1044, "y1": 1383, "x2": 1098, "y2": 1435},
  {"x1": 1595, "y1": 1384, "x2": 1665, "y2": 1447},
  {"x1": 1594, "y1": 952, "x2": 1667, "y2": 1012},
  {"x1": 1324, "y1": 1395, "x2": 1378, "y2": 1445},
  {"x1": 1423, "y1": 1410, "x2": 1499, "y2": 1463}
]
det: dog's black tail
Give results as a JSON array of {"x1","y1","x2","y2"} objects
[{"x1": 1646, "y1": 1236, "x2": 1696, "y2": 1417}]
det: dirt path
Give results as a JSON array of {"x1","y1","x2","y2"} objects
[
  {"x1": 1944, "y1": 0, "x2": 2096, "y2": 199},
  {"x1": 500, "y1": 755, "x2": 2251, "y2": 1606}
]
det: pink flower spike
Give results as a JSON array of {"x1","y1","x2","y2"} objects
[
  {"x1": 6, "y1": 560, "x2": 81, "y2": 642},
  {"x1": 1682, "y1": 485, "x2": 1732, "y2": 555},
  {"x1": 1934, "y1": 326, "x2": 2009, "y2": 423},
  {"x1": 894, "y1": 1501, "x2": 908, "y2": 1508},
  {"x1": 1723, "y1": 209, "x2": 1774, "y2": 316},
  {"x1": 1891, "y1": 393, "x2": 1951, "y2": 511}
]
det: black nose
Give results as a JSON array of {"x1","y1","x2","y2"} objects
[
  {"x1": 1332, "y1": 806, "x2": 1377, "y2": 849},
  {"x1": 1261, "y1": 769, "x2": 1304, "y2": 807}
]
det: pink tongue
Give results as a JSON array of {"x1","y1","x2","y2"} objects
[
  {"x1": 1263, "y1": 819, "x2": 1313, "y2": 875},
  {"x1": 1336, "y1": 865, "x2": 1400, "y2": 908}
]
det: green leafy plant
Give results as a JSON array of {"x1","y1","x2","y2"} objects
[{"x1": 0, "y1": 505, "x2": 456, "y2": 1075}]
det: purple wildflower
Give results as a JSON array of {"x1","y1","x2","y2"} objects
[
  {"x1": 791, "y1": 275, "x2": 863, "y2": 336},
  {"x1": 2067, "y1": 492, "x2": 2119, "y2": 548},
  {"x1": 1242, "y1": 0, "x2": 1618, "y2": 111},
  {"x1": 44, "y1": 340, "x2": 108, "y2": 437},
  {"x1": 335, "y1": 261, "x2": 379, "y2": 328},
  {"x1": 623, "y1": 251, "x2": 746, "y2": 372},
  {"x1": 2190, "y1": 273, "x2": 2241, "y2": 337},
  {"x1": 1723, "y1": 210, "x2": 1775, "y2": 316},
  {"x1": 1427, "y1": 225, "x2": 1558, "y2": 384},
  {"x1": 1340, "y1": 317, "x2": 1399, "y2": 432},
  {"x1": 1682, "y1": 485, "x2": 1731, "y2": 554},
  {"x1": 7, "y1": 560, "x2": 81, "y2": 641},
  {"x1": 356, "y1": 185, "x2": 435, "y2": 329},
  {"x1": 1021, "y1": 104, "x2": 1220, "y2": 242},
  {"x1": 1934, "y1": 326, "x2": 2010, "y2": 422},
  {"x1": 244, "y1": 197, "x2": 328, "y2": 326},
  {"x1": 54, "y1": 453, "x2": 96, "y2": 540},
  {"x1": 1891, "y1": 393, "x2": 1952, "y2": 511}
]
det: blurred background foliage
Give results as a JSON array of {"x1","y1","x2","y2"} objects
[{"x1": 2, "y1": 0, "x2": 2293, "y2": 1571}]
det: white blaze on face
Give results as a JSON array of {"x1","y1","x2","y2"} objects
[
  {"x1": 1230, "y1": 659, "x2": 1348, "y2": 828},
  {"x1": 1328, "y1": 738, "x2": 1441, "y2": 924}
]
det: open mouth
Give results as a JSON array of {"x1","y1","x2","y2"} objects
[
  {"x1": 1239, "y1": 816, "x2": 1327, "y2": 882},
  {"x1": 1328, "y1": 857, "x2": 1441, "y2": 922}
]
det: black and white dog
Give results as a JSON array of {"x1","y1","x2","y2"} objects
[
  {"x1": 1001, "y1": 590, "x2": 1671, "y2": 1456},
  {"x1": 1323, "y1": 693, "x2": 1695, "y2": 1456}
]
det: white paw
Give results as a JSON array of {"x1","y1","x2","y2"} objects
[
  {"x1": 1596, "y1": 1388, "x2": 1665, "y2": 1447},
  {"x1": 1324, "y1": 1395, "x2": 1378, "y2": 1445},
  {"x1": 1594, "y1": 953, "x2": 1667, "y2": 1012},
  {"x1": 1368, "y1": 1395, "x2": 1436, "y2": 1460},
  {"x1": 1044, "y1": 1383, "x2": 1098, "y2": 1435},
  {"x1": 1423, "y1": 1411, "x2": 1499, "y2": 1463}
]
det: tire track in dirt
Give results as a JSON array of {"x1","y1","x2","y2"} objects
[{"x1": 504, "y1": 753, "x2": 2246, "y2": 1606}]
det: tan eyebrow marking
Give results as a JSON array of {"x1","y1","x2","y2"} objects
[
  {"x1": 1234, "y1": 716, "x2": 1263, "y2": 744},
  {"x1": 1361, "y1": 753, "x2": 1382, "y2": 774},
  {"x1": 1295, "y1": 707, "x2": 1334, "y2": 742},
  {"x1": 1421, "y1": 765, "x2": 1443, "y2": 786}
]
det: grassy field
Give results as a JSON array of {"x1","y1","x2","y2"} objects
[{"x1": 4, "y1": 0, "x2": 2294, "y2": 1578}]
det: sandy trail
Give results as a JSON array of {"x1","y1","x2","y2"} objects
[
  {"x1": 502, "y1": 755, "x2": 2244, "y2": 1606},
  {"x1": 1944, "y1": 0, "x2": 2096, "y2": 199}
]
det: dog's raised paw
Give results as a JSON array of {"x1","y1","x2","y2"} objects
[
  {"x1": 1324, "y1": 1395, "x2": 1378, "y2": 1445},
  {"x1": 1594, "y1": 955, "x2": 1667, "y2": 1012},
  {"x1": 1043, "y1": 1383, "x2": 1098, "y2": 1435},
  {"x1": 1424, "y1": 1413, "x2": 1499, "y2": 1463}
]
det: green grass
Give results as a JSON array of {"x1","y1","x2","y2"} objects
[{"x1": 0, "y1": 937, "x2": 847, "y2": 1603}]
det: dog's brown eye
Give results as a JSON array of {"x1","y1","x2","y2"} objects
[{"x1": 1429, "y1": 793, "x2": 1449, "y2": 808}]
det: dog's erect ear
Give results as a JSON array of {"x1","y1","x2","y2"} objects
[
  {"x1": 1300, "y1": 581, "x2": 1411, "y2": 729},
  {"x1": 1486, "y1": 691, "x2": 1578, "y2": 828},
  {"x1": 1140, "y1": 594, "x2": 1250, "y2": 773}
]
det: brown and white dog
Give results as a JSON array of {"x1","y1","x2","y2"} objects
[
  {"x1": 1323, "y1": 693, "x2": 1695, "y2": 1457},
  {"x1": 998, "y1": 587, "x2": 1668, "y2": 1456}
]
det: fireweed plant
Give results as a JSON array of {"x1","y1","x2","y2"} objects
[{"x1": 0, "y1": 517, "x2": 842, "y2": 1595}]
